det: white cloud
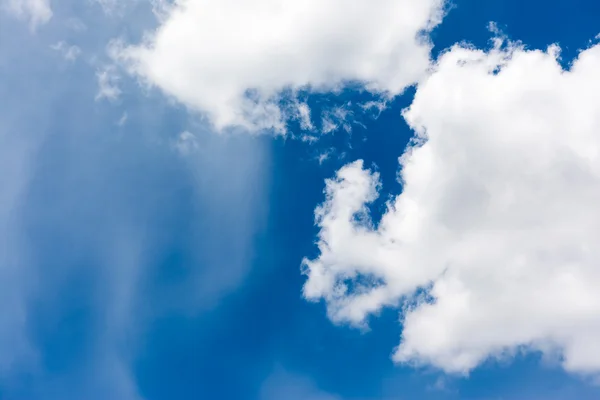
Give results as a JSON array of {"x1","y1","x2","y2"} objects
[
  {"x1": 317, "y1": 149, "x2": 333, "y2": 165},
  {"x1": 51, "y1": 41, "x2": 82, "y2": 62},
  {"x1": 321, "y1": 103, "x2": 353, "y2": 134},
  {"x1": 3, "y1": 0, "x2": 52, "y2": 29},
  {"x1": 96, "y1": 65, "x2": 121, "y2": 101},
  {"x1": 303, "y1": 38, "x2": 600, "y2": 376},
  {"x1": 115, "y1": 0, "x2": 445, "y2": 132},
  {"x1": 360, "y1": 100, "x2": 388, "y2": 119},
  {"x1": 149, "y1": 0, "x2": 173, "y2": 20},
  {"x1": 293, "y1": 101, "x2": 315, "y2": 132}
]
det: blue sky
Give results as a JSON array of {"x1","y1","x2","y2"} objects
[{"x1": 2, "y1": 1, "x2": 600, "y2": 399}]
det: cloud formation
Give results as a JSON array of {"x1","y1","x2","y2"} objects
[
  {"x1": 51, "y1": 41, "x2": 82, "y2": 61},
  {"x1": 95, "y1": 65, "x2": 121, "y2": 101},
  {"x1": 115, "y1": 0, "x2": 445, "y2": 132},
  {"x1": 303, "y1": 37, "x2": 600, "y2": 375},
  {"x1": 2, "y1": 0, "x2": 52, "y2": 28}
]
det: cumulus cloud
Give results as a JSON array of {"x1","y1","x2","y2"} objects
[
  {"x1": 2, "y1": 0, "x2": 52, "y2": 28},
  {"x1": 114, "y1": 0, "x2": 445, "y2": 132},
  {"x1": 303, "y1": 37, "x2": 600, "y2": 376}
]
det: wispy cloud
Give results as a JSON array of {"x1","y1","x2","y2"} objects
[
  {"x1": 95, "y1": 65, "x2": 121, "y2": 101},
  {"x1": 50, "y1": 41, "x2": 82, "y2": 61},
  {"x1": 2, "y1": 0, "x2": 52, "y2": 30}
]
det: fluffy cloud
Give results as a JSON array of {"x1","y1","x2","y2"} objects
[
  {"x1": 115, "y1": 0, "x2": 445, "y2": 132},
  {"x1": 2, "y1": 0, "x2": 52, "y2": 28},
  {"x1": 303, "y1": 37, "x2": 600, "y2": 375}
]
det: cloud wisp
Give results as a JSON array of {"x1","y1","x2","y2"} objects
[
  {"x1": 0, "y1": 6, "x2": 270, "y2": 398},
  {"x1": 2, "y1": 0, "x2": 52, "y2": 29}
]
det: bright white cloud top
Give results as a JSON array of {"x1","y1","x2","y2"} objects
[
  {"x1": 303, "y1": 38, "x2": 600, "y2": 375},
  {"x1": 116, "y1": 0, "x2": 445, "y2": 132}
]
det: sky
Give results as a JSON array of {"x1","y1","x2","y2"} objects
[{"x1": 2, "y1": 0, "x2": 600, "y2": 399}]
